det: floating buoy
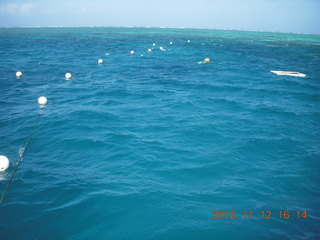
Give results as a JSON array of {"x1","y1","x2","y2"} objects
[
  {"x1": 169, "y1": 42, "x2": 173, "y2": 45},
  {"x1": 152, "y1": 43, "x2": 156, "y2": 46},
  {"x1": 159, "y1": 46, "x2": 166, "y2": 51},
  {"x1": 16, "y1": 71, "x2": 23, "y2": 78},
  {"x1": 65, "y1": 72, "x2": 72, "y2": 80},
  {"x1": 187, "y1": 40, "x2": 191, "y2": 43},
  {"x1": 148, "y1": 48, "x2": 152, "y2": 52},
  {"x1": 0, "y1": 155, "x2": 9, "y2": 172},
  {"x1": 197, "y1": 58, "x2": 211, "y2": 64},
  {"x1": 38, "y1": 96, "x2": 47, "y2": 105},
  {"x1": 98, "y1": 59, "x2": 104, "y2": 64},
  {"x1": 130, "y1": 50, "x2": 135, "y2": 55}
]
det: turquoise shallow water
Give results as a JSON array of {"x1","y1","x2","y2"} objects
[{"x1": 0, "y1": 27, "x2": 319, "y2": 239}]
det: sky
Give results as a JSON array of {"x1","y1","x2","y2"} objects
[{"x1": 0, "y1": 0, "x2": 319, "y2": 34}]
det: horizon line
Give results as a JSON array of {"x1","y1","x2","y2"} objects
[{"x1": 0, "y1": 25, "x2": 319, "y2": 36}]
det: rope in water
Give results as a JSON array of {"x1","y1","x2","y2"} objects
[{"x1": 0, "y1": 116, "x2": 41, "y2": 203}]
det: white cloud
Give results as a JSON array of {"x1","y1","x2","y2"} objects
[{"x1": 0, "y1": 3, "x2": 36, "y2": 15}]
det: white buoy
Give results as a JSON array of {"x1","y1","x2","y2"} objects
[
  {"x1": 148, "y1": 48, "x2": 152, "y2": 52},
  {"x1": 130, "y1": 50, "x2": 135, "y2": 55},
  {"x1": 187, "y1": 40, "x2": 191, "y2": 43},
  {"x1": 169, "y1": 42, "x2": 173, "y2": 45},
  {"x1": 98, "y1": 59, "x2": 104, "y2": 64},
  {"x1": 0, "y1": 155, "x2": 9, "y2": 172},
  {"x1": 38, "y1": 96, "x2": 47, "y2": 105},
  {"x1": 65, "y1": 72, "x2": 72, "y2": 80},
  {"x1": 16, "y1": 71, "x2": 23, "y2": 78},
  {"x1": 159, "y1": 46, "x2": 166, "y2": 51},
  {"x1": 152, "y1": 43, "x2": 156, "y2": 46}
]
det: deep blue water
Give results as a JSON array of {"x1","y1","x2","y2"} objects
[{"x1": 0, "y1": 27, "x2": 319, "y2": 239}]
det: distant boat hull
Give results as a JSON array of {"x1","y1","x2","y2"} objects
[{"x1": 271, "y1": 71, "x2": 306, "y2": 77}]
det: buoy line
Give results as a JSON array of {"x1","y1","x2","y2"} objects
[{"x1": 2, "y1": 38, "x2": 197, "y2": 202}]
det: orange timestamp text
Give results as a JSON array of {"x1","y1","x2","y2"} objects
[{"x1": 211, "y1": 210, "x2": 307, "y2": 220}]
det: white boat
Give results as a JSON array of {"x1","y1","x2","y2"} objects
[{"x1": 271, "y1": 71, "x2": 306, "y2": 77}]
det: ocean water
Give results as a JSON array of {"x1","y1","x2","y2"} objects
[{"x1": 0, "y1": 27, "x2": 319, "y2": 239}]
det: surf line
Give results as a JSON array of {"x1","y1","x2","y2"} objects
[{"x1": 0, "y1": 115, "x2": 41, "y2": 203}]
